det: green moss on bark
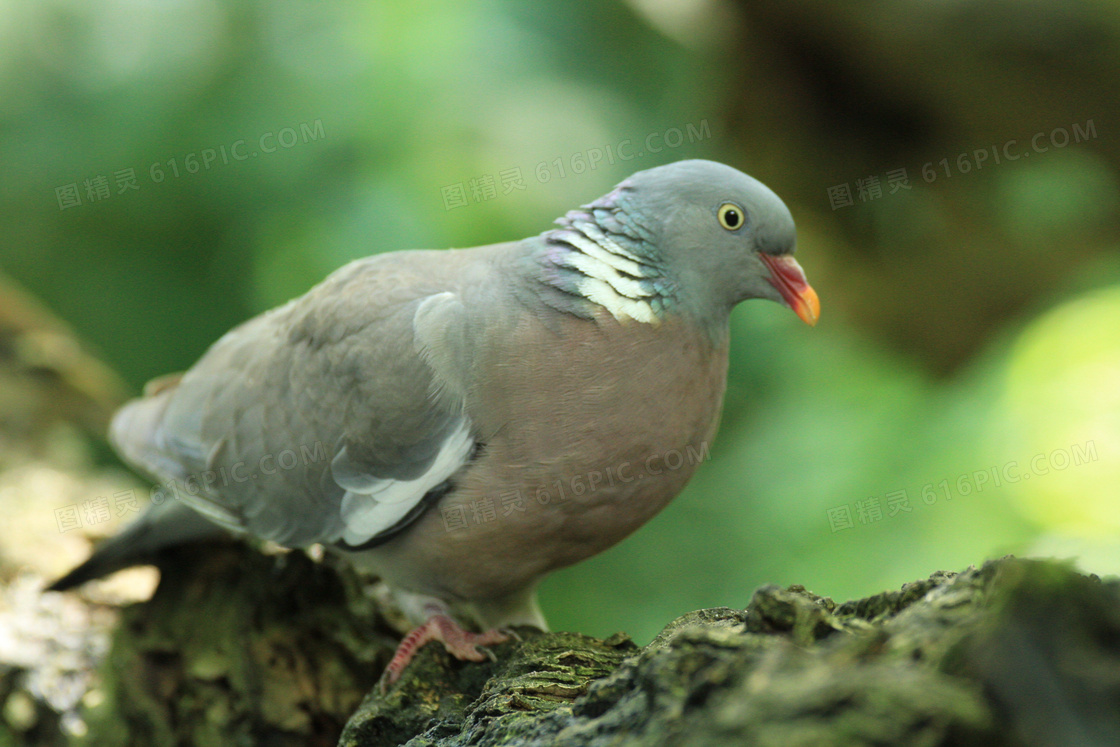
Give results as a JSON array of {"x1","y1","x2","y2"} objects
[{"x1": 4, "y1": 552, "x2": 1118, "y2": 746}]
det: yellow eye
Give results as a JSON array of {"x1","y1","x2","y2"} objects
[{"x1": 718, "y1": 203, "x2": 744, "y2": 231}]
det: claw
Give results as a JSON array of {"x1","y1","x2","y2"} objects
[
  {"x1": 379, "y1": 614, "x2": 509, "y2": 692},
  {"x1": 377, "y1": 668, "x2": 394, "y2": 695}
]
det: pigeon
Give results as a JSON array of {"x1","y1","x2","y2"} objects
[{"x1": 49, "y1": 159, "x2": 819, "y2": 686}]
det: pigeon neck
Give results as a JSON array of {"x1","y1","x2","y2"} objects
[{"x1": 531, "y1": 208, "x2": 676, "y2": 324}]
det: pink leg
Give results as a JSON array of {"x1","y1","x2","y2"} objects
[{"x1": 380, "y1": 614, "x2": 509, "y2": 691}]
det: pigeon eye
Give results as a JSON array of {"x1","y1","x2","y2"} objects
[{"x1": 717, "y1": 203, "x2": 744, "y2": 231}]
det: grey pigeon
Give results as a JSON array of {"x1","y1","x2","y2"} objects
[{"x1": 49, "y1": 159, "x2": 819, "y2": 685}]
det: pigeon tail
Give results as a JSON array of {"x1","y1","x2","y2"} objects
[{"x1": 47, "y1": 498, "x2": 228, "y2": 591}]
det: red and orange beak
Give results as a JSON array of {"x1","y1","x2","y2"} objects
[{"x1": 759, "y1": 253, "x2": 820, "y2": 326}]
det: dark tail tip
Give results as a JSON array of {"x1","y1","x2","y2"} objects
[
  {"x1": 46, "y1": 557, "x2": 117, "y2": 592},
  {"x1": 46, "y1": 539, "x2": 157, "y2": 592}
]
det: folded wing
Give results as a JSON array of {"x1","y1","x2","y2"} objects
[{"x1": 110, "y1": 253, "x2": 479, "y2": 548}]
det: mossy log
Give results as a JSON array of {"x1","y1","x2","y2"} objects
[{"x1": 2, "y1": 550, "x2": 1118, "y2": 746}]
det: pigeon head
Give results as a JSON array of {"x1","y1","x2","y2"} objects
[{"x1": 540, "y1": 159, "x2": 819, "y2": 330}]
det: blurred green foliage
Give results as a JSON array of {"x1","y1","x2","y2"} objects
[{"x1": 1, "y1": 0, "x2": 1118, "y2": 643}]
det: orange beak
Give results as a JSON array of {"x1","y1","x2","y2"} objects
[{"x1": 759, "y1": 253, "x2": 820, "y2": 326}]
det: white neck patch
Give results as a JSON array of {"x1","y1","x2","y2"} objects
[{"x1": 559, "y1": 222, "x2": 660, "y2": 324}]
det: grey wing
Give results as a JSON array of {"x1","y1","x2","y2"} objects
[{"x1": 109, "y1": 254, "x2": 479, "y2": 548}]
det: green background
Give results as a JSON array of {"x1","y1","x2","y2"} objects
[{"x1": 2, "y1": 0, "x2": 1118, "y2": 644}]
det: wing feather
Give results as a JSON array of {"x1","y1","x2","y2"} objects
[{"x1": 109, "y1": 250, "x2": 486, "y2": 547}]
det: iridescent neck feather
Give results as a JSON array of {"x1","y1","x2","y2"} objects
[{"x1": 535, "y1": 183, "x2": 675, "y2": 323}]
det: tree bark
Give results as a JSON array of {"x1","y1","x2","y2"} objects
[{"x1": 1, "y1": 550, "x2": 1118, "y2": 746}]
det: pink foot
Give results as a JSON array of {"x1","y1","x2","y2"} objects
[{"x1": 380, "y1": 614, "x2": 510, "y2": 691}]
